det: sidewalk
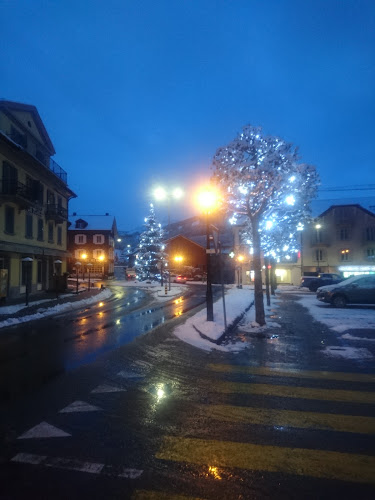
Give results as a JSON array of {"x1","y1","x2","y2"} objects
[{"x1": 0, "y1": 286, "x2": 104, "y2": 323}]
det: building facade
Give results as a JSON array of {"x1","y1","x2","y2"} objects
[
  {"x1": 301, "y1": 203, "x2": 375, "y2": 278},
  {"x1": 67, "y1": 215, "x2": 117, "y2": 279},
  {"x1": 0, "y1": 100, "x2": 76, "y2": 301}
]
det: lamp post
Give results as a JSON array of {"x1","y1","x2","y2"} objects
[
  {"x1": 297, "y1": 223, "x2": 304, "y2": 280},
  {"x1": 98, "y1": 254, "x2": 105, "y2": 280},
  {"x1": 75, "y1": 261, "x2": 81, "y2": 294},
  {"x1": 81, "y1": 253, "x2": 87, "y2": 281},
  {"x1": 153, "y1": 186, "x2": 184, "y2": 228},
  {"x1": 22, "y1": 257, "x2": 33, "y2": 306},
  {"x1": 315, "y1": 223, "x2": 322, "y2": 273},
  {"x1": 87, "y1": 262, "x2": 93, "y2": 290},
  {"x1": 197, "y1": 187, "x2": 218, "y2": 322},
  {"x1": 237, "y1": 255, "x2": 244, "y2": 289}
]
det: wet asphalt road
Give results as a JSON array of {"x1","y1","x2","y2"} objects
[
  {"x1": 0, "y1": 284, "x2": 209, "y2": 401},
  {"x1": 0, "y1": 289, "x2": 374, "y2": 499}
]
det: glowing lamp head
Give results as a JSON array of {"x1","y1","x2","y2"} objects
[
  {"x1": 98, "y1": 255, "x2": 105, "y2": 262},
  {"x1": 154, "y1": 187, "x2": 167, "y2": 201},
  {"x1": 196, "y1": 188, "x2": 219, "y2": 212},
  {"x1": 81, "y1": 253, "x2": 87, "y2": 260}
]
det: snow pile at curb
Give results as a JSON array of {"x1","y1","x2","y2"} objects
[
  {"x1": 174, "y1": 287, "x2": 254, "y2": 352},
  {"x1": 0, "y1": 289, "x2": 112, "y2": 328}
]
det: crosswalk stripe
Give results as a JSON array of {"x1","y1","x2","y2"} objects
[
  {"x1": 216, "y1": 381, "x2": 375, "y2": 404},
  {"x1": 207, "y1": 364, "x2": 375, "y2": 383},
  {"x1": 200, "y1": 404, "x2": 375, "y2": 434},
  {"x1": 156, "y1": 436, "x2": 375, "y2": 484},
  {"x1": 133, "y1": 490, "x2": 205, "y2": 500}
]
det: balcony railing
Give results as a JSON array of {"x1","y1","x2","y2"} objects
[
  {"x1": 0, "y1": 179, "x2": 33, "y2": 204},
  {"x1": 3, "y1": 130, "x2": 68, "y2": 184},
  {"x1": 45, "y1": 204, "x2": 68, "y2": 222},
  {"x1": 48, "y1": 157, "x2": 67, "y2": 184}
]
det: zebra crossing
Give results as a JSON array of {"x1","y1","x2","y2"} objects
[{"x1": 9, "y1": 362, "x2": 375, "y2": 498}]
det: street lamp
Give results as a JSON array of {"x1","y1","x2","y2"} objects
[
  {"x1": 75, "y1": 261, "x2": 81, "y2": 294},
  {"x1": 86, "y1": 262, "x2": 93, "y2": 290},
  {"x1": 237, "y1": 255, "x2": 244, "y2": 289},
  {"x1": 81, "y1": 253, "x2": 87, "y2": 281},
  {"x1": 153, "y1": 186, "x2": 184, "y2": 227},
  {"x1": 196, "y1": 187, "x2": 219, "y2": 322},
  {"x1": 315, "y1": 223, "x2": 322, "y2": 272},
  {"x1": 22, "y1": 257, "x2": 33, "y2": 306},
  {"x1": 98, "y1": 254, "x2": 105, "y2": 280}
]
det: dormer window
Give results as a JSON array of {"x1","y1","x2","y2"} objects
[{"x1": 75, "y1": 219, "x2": 88, "y2": 229}]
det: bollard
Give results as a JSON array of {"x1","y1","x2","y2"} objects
[{"x1": 165, "y1": 284, "x2": 168, "y2": 295}]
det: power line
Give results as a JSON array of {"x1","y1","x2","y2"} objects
[{"x1": 319, "y1": 185, "x2": 375, "y2": 192}]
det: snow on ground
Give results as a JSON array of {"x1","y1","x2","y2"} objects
[
  {"x1": 174, "y1": 286, "x2": 254, "y2": 352},
  {"x1": 278, "y1": 285, "x2": 375, "y2": 360},
  {"x1": 0, "y1": 289, "x2": 112, "y2": 328},
  {"x1": 286, "y1": 288, "x2": 375, "y2": 333}
]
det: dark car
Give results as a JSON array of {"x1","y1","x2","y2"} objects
[
  {"x1": 316, "y1": 274, "x2": 375, "y2": 307},
  {"x1": 308, "y1": 273, "x2": 343, "y2": 292},
  {"x1": 300, "y1": 275, "x2": 318, "y2": 288}
]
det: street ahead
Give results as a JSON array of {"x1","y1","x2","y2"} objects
[{"x1": 0, "y1": 287, "x2": 374, "y2": 499}]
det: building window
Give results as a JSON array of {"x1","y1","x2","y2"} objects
[
  {"x1": 47, "y1": 189, "x2": 55, "y2": 206},
  {"x1": 367, "y1": 248, "x2": 375, "y2": 259},
  {"x1": 37, "y1": 218, "x2": 44, "y2": 241},
  {"x1": 48, "y1": 222, "x2": 54, "y2": 243},
  {"x1": 37, "y1": 261, "x2": 42, "y2": 284},
  {"x1": 75, "y1": 234, "x2": 87, "y2": 244},
  {"x1": 25, "y1": 213, "x2": 33, "y2": 238},
  {"x1": 57, "y1": 226, "x2": 62, "y2": 245},
  {"x1": 314, "y1": 249, "x2": 323, "y2": 262},
  {"x1": 340, "y1": 249, "x2": 350, "y2": 261},
  {"x1": 366, "y1": 227, "x2": 375, "y2": 241},
  {"x1": 4, "y1": 206, "x2": 15, "y2": 234},
  {"x1": 2, "y1": 162, "x2": 18, "y2": 194},
  {"x1": 94, "y1": 234, "x2": 104, "y2": 244},
  {"x1": 93, "y1": 249, "x2": 104, "y2": 259},
  {"x1": 340, "y1": 227, "x2": 350, "y2": 240}
]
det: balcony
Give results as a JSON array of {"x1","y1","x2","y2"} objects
[
  {"x1": 0, "y1": 180, "x2": 36, "y2": 209},
  {"x1": 45, "y1": 204, "x2": 68, "y2": 223},
  {"x1": 3, "y1": 130, "x2": 68, "y2": 184}
]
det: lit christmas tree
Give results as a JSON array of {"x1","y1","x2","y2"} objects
[
  {"x1": 212, "y1": 125, "x2": 319, "y2": 325},
  {"x1": 135, "y1": 204, "x2": 166, "y2": 280}
]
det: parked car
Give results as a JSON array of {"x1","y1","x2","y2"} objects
[
  {"x1": 308, "y1": 273, "x2": 343, "y2": 292},
  {"x1": 316, "y1": 274, "x2": 375, "y2": 307},
  {"x1": 175, "y1": 275, "x2": 187, "y2": 284},
  {"x1": 300, "y1": 275, "x2": 318, "y2": 288}
]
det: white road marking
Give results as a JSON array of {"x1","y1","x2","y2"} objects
[
  {"x1": 46, "y1": 456, "x2": 104, "y2": 474},
  {"x1": 118, "y1": 468, "x2": 143, "y2": 479},
  {"x1": 11, "y1": 453, "x2": 143, "y2": 479},
  {"x1": 59, "y1": 400, "x2": 102, "y2": 413},
  {"x1": 117, "y1": 370, "x2": 145, "y2": 379},
  {"x1": 11, "y1": 453, "x2": 47, "y2": 464},
  {"x1": 91, "y1": 384, "x2": 126, "y2": 393},
  {"x1": 17, "y1": 422, "x2": 71, "y2": 439}
]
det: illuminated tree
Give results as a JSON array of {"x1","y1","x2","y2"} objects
[
  {"x1": 212, "y1": 125, "x2": 319, "y2": 325},
  {"x1": 135, "y1": 204, "x2": 166, "y2": 280}
]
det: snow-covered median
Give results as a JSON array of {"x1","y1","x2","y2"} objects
[
  {"x1": 174, "y1": 287, "x2": 254, "y2": 352},
  {"x1": 0, "y1": 289, "x2": 112, "y2": 328}
]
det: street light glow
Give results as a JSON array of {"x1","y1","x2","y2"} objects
[
  {"x1": 154, "y1": 187, "x2": 167, "y2": 201},
  {"x1": 172, "y1": 187, "x2": 184, "y2": 199},
  {"x1": 196, "y1": 187, "x2": 219, "y2": 211}
]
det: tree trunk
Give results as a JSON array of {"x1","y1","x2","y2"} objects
[
  {"x1": 265, "y1": 256, "x2": 271, "y2": 306},
  {"x1": 251, "y1": 218, "x2": 266, "y2": 326}
]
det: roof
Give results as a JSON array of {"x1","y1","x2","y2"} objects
[
  {"x1": 68, "y1": 215, "x2": 117, "y2": 233},
  {"x1": 311, "y1": 197, "x2": 375, "y2": 218},
  {"x1": 0, "y1": 99, "x2": 56, "y2": 154}
]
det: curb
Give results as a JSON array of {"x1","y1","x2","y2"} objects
[{"x1": 193, "y1": 299, "x2": 255, "y2": 345}]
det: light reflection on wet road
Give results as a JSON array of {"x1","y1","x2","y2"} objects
[{"x1": 0, "y1": 285, "x2": 206, "y2": 401}]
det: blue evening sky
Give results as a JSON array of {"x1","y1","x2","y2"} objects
[{"x1": 1, "y1": 0, "x2": 374, "y2": 230}]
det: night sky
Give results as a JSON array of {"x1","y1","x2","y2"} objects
[{"x1": 1, "y1": 0, "x2": 374, "y2": 231}]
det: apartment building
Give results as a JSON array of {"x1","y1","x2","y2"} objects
[
  {"x1": 67, "y1": 215, "x2": 117, "y2": 279},
  {"x1": 0, "y1": 99, "x2": 76, "y2": 301}
]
